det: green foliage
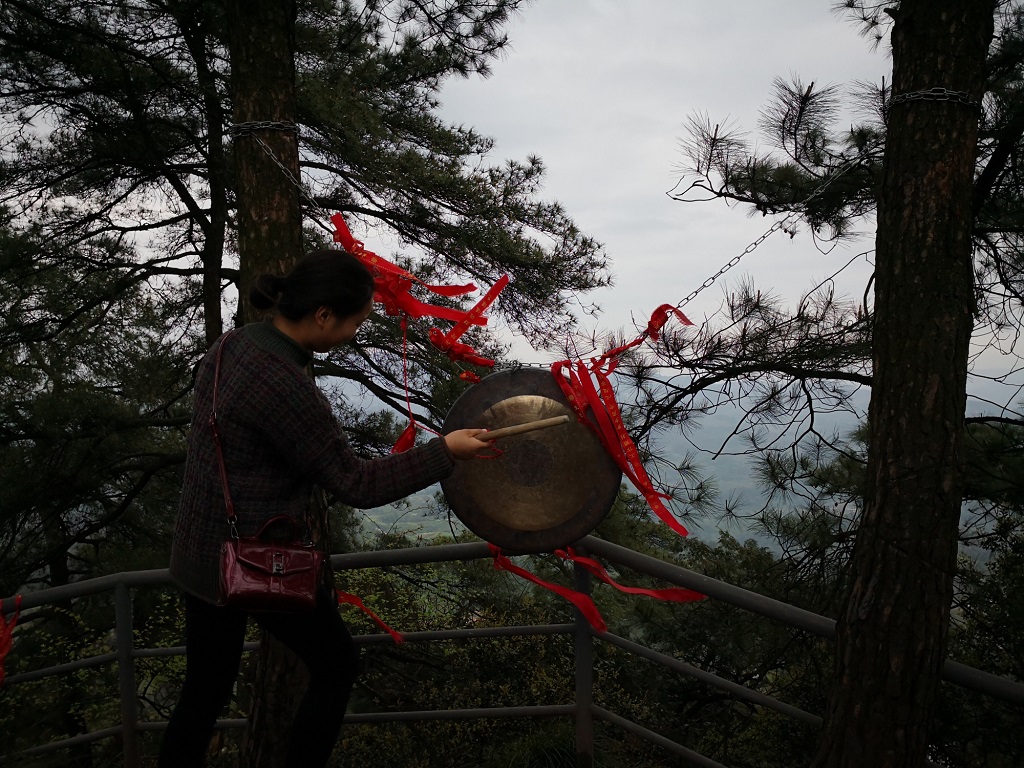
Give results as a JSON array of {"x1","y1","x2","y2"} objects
[
  {"x1": 0, "y1": 593, "x2": 128, "y2": 766},
  {"x1": 0, "y1": 218, "x2": 195, "y2": 594},
  {"x1": 332, "y1": 536, "x2": 575, "y2": 767},
  {"x1": 0, "y1": 0, "x2": 611, "y2": 590},
  {"x1": 936, "y1": 530, "x2": 1024, "y2": 767},
  {"x1": 587, "y1": 522, "x2": 834, "y2": 768},
  {"x1": 0, "y1": 0, "x2": 611, "y2": 751}
]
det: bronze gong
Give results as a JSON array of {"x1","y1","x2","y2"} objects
[{"x1": 440, "y1": 367, "x2": 621, "y2": 553}]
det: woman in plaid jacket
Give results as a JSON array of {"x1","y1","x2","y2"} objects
[{"x1": 159, "y1": 249, "x2": 489, "y2": 768}]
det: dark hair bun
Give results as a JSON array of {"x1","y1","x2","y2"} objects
[{"x1": 246, "y1": 250, "x2": 375, "y2": 321}]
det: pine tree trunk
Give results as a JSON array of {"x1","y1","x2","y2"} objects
[
  {"x1": 813, "y1": 3, "x2": 994, "y2": 767},
  {"x1": 227, "y1": 0, "x2": 302, "y2": 329},
  {"x1": 187, "y1": 15, "x2": 230, "y2": 348},
  {"x1": 226, "y1": 2, "x2": 306, "y2": 766}
]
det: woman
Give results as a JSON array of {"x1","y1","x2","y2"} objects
[{"x1": 159, "y1": 249, "x2": 490, "y2": 767}]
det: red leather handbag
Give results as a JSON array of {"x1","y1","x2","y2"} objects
[
  {"x1": 219, "y1": 515, "x2": 322, "y2": 612},
  {"x1": 210, "y1": 332, "x2": 323, "y2": 612}
]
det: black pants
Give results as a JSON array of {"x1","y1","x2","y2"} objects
[{"x1": 157, "y1": 587, "x2": 359, "y2": 768}]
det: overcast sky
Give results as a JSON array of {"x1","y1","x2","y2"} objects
[
  {"x1": 435, "y1": 0, "x2": 888, "y2": 362},
  {"x1": 360, "y1": 3, "x2": 1024, "y2": 536}
]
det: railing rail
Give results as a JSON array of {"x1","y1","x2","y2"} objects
[{"x1": 2, "y1": 534, "x2": 1022, "y2": 767}]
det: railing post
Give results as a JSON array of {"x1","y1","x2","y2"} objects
[
  {"x1": 114, "y1": 583, "x2": 140, "y2": 768},
  {"x1": 573, "y1": 552, "x2": 594, "y2": 768}
]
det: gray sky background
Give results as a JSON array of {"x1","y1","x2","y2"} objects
[
  {"x1": 435, "y1": 0, "x2": 887, "y2": 362},
  {"x1": 358, "y1": 2, "x2": 1024, "y2": 537},
  {"x1": 349, "y1": 1, "x2": 1022, "y2": 425}
]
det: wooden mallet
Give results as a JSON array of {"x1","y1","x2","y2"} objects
[{"x1": 481, "y1": 415, "x2": 571, "y2": 441}]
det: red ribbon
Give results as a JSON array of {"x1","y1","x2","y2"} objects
[
  {"x1": 391, "y1": 421, "x2": 418, "y2": 454},
  {"x1": 0, "y1": 595, "x2": 22, "y2": 685},
  {"x1": 489, "y1": 544, "x2": 606, "y2": 632},
  {"x1": 597, "y1": 304, "x2": 693, "y2": 364},
  {"x1": 333, "y1": 212, "x2": 508, "y2": 383},
  {"x1": 554, "y1": 548, "x2": 705, "y2": 603},
  {"x1": 390, "y1": 317, "x2": 441, "y2": 454},
  {"x1": 336, "y1": 589, "x2": 404, "y2": 644},
  {"x1": 332, "y1": 213, "x2": 484, "y2": 323},
  {"x1": 428, "y1": 273, "x2": 510, "y2": 367},
  {"x1": 552, "y1": 305, "x2": 694, "y2": 538},
  {"x1": 427, "y1": 332, "x2": 496, "y2": 367},
  {"x1": 332, "y1": 215, "x2": 504, "y2": 450},
  {"x1": 391, "y1": 317, "x2": 418, "y2": 454}
]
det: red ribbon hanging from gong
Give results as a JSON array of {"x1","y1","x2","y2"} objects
[
  {"x1": 489, "y1": 545, "x2": 607, "y2": 632},
  {"x1": 552, "y1": 304, "x2": 694, "y2": 537},
  {"x1": 554, "y1": 547, "x2": 705, "y2": 603},
  {"x1": 332, "y1": 213, "x2": 482, "y2": 322},
  {"x1": 488, "y1": 544, "x2": 706, "y2": 633}
]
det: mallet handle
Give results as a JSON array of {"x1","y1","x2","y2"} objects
[{"x1": 483, "y1": 415, "x2": 571, "y2": 441}]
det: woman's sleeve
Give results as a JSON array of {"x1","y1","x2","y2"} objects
[{"x1": 258, "y1": 372, "x2": 456, "y2": 509}]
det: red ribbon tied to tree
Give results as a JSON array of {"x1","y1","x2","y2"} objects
[
  {"x1": 0, "y1": 595, "x2": 22, "y2": 685},
  {"x1": 336, "y1": 589, "x2": 404, "y2": 644},
  {"x1": 332, "y1": 213, "x2": 485, "y2": 324},
  {"x1": 332, "y1": 213, "x2": 510, "y2": 452},
  {"x1": 552, "y1": 304, "x2": 694, "y2": 537},
  {"x1": 428, "y1": 274, "x2": 510, "y2": 368}
]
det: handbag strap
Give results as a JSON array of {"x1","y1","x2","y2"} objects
[
  {"x1": 208, "y1": 329, "x2": 314, "y2": 543},
  {"x1": 210, "y1": 331, "x2": 240, "y2": 537}
]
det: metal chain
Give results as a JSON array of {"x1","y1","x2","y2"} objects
[
  {"x1": 890, "y1": 88, "x2": 979, "y2": 110},
  {"x1": 676, "y1": 219, "x2": 790, "y2": 309},
  {"x1": 676, "y1": 140, "x2": 880, "y2": 311},
  {"x1": 494, "y1": 360, "x2": 551, "y2": 371},
  {"x1": 227, "y1": 120, "x2": 298, "y2": 136},
  {"x1": 242, "y1": 131, "x2": 335, "y2": 224}
]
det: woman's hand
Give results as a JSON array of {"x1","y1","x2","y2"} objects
[{"x1": 444, "y1": 428, "x2": 492, "y2": 460}]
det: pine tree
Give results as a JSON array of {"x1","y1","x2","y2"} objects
[
  {"x1": 0, "y1": 0, "x2": 610, "y2": 761},
  {"x1": 660, "y1": 2, "x2": 1000, "y2": 766}
]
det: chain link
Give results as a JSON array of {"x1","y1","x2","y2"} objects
[
  {"x1": 890, "y1": 88, "x2": 979, "y2": 110},
  {"x1": 675, "y1": 140, "x2": 879, "y2": 311},
  {"x1": 676, "y1": 220, "x2": 789, "y2": 309},
  {"x1": 242, "y1": 132, "x2": 335, "y2": 223},
  {"x1": 227, "y1": 120, "x2": 298, "y2": 136},
  {"x1": 494, "y1": 360, "x2": 552, "y2": 371}
]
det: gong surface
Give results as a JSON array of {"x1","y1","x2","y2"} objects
[{"x1": 441, "y1": 368, "x2": 621, "y2": 553}]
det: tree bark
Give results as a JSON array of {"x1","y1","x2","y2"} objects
[
  {"x1": 226, "y1": 2, "x2": 307, "y2": 767},
  {"x1": 227, "y1": 0, "x2": 302, "y2": 329},
  {"x1": 813, "y1": 3, "x2": 994, "y2": 768},
  {"x1": 180, "y1": 9, "x2": 230, "y2": 347}
]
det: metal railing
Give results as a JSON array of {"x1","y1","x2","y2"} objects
[{"x1": 2, "y1": 535, "x2": 1022, "y2": 767}]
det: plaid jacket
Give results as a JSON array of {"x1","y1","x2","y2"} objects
[{"x1": 169, "y1": 320, "x2": 454, "y2": 603}]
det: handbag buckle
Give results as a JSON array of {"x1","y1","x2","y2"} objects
[{"x1": 272, "y1": 552, "x2": 285, "y2": 575}]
